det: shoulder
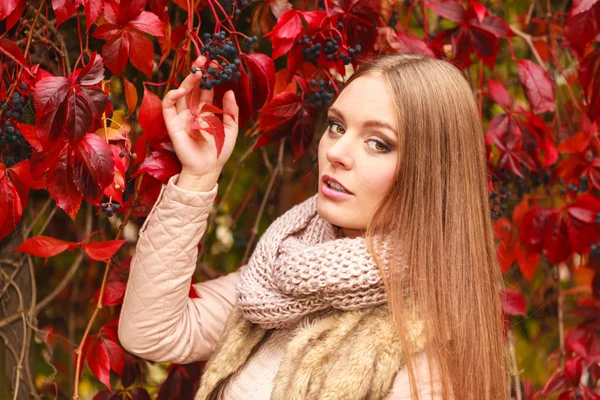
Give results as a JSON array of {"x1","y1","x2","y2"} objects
[{"x1": 384, "y1": 351, "x2": 444, "y2": 400}]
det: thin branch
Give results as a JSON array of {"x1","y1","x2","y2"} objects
[
  {"x1": 525, "y1": 0, "x2": 536, "y2": 26},
  {"x1": 510, "y1": 25, "x2": 546, "y2": 68},
  {"x1": 556, "y1": 263, "x2": 565, "y2": 369},
  {"x1": 0, "y1": 207, "x2": 91, "y2": 330},
  {"x1": 507, "y1": 330, "x2": 522, "y2": 400},
  {"x1": 22, "y1": 198, "x2": 53, "y2": 238},
  {"x1": 27, "y1": 2, "x2": 71, "y2": 75},
  {"x1": 24, "y1": 255, "x2": 40, "y2": 399},
  {"x1": 0, "y1": 269, "x2": 28, "y2": 400},
  {"x1": 73, "y1": 148, "x2": 150, "y2": 400},
  {"x1": 242, "y1": 138, "x2": 286, "y2": 265}
]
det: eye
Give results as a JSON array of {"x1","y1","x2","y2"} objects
[
  {"x1": 326, "y1": 119, "x2": 345, "y2": 134},
  {"x1": 326, "y1": 119, "x2": 391, "y2": 153},
  {"x1": 367, "y1": 139, "x2": 390, "y2": 153}
]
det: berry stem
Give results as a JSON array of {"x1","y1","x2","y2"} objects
[
  {"x1": 209, "y1": 0, "x2": 243, "y2": 54},
  {"x1": 1, "y1": 0, "x2": 43, "y2": 121}
]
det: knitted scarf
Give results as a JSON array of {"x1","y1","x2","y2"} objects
[{"x1": 235, "y1": 193, "x2": 393, "y2": 329}]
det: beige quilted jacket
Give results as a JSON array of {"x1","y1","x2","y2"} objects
[{"x1": 118, "y1": 173, "x2": 442, "y2": 399}]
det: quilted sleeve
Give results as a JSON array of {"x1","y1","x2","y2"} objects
[{"x1": 118, "y1": 173, "x2": 241, "y2": 364}]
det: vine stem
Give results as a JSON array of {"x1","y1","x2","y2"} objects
[
  {"x1": 509, "y1": 25, "x2": 546, "y2": 68},
  {"x1": 507, "y1": 330, "x2": 523, "y2": 400},
  {"x1": 241, "y1": 138, "x2": 286, "y2": 265},
  {"x1": 0, "y1": 0, "x2": 43, "y2": 120},
  {"x1": 72, "y1": 148, "x2": 150, "y2": 399}
]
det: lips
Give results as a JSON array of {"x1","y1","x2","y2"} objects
[{"x1": 322, "y1": 174, "x2": 353, "y2": 194}]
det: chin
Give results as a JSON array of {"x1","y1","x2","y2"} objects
[{"x1": 317, "y1": 199, "x2": 354, "y2": 229}]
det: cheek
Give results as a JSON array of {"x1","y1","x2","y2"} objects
[{"x1": 359, "y1": 160, "x2": 396, "y2": 198}]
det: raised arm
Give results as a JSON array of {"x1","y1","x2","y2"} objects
[{"x1": 118, "y1": 173, "x2": 241, "y2": 364}]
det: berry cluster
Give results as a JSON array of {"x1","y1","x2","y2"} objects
[
  {"x1": 196, "y1": 32, "x2": 248, "y2": 90},
  {"x1": 488, "y1": 187, "x2": 511, "y2": 220},
  {"x1": 297, "y1": 34, "x2": 361, "y2": 65},
  {"x1": 1, "y1": 86, "x2": 33, "y2": 167},
  {"x1": 100, "y1": 201, "x2": 121, "y2": 217},
  {"x1": 389, "y1": 9, "x2": 399, "y2": 29},
  {"x1": 558, "y1": 176, "x2": 589, "y2": 195},
  {"x1": 306, "y1": 79, "x2": 339, "y2": 108}
]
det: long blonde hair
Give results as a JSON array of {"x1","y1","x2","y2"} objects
[{"x1": 327, "y1": 53, "x2": 509, "y2": 399}]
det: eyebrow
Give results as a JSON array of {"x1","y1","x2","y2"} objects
[{"x1": 328, "y1": 107, "x2": 398, "y2": 138}]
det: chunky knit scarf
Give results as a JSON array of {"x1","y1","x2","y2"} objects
[{"x1": 235, "y1": 193, "x2": 393, "y2": 329}]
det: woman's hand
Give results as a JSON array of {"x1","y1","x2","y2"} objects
[{"x1": 162, "y1": 55, "x2": 239, "y2": 189}]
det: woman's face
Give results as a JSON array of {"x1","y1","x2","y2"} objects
[{"x1": 317, "y1": 74, "x2": 399, "y2": 238}]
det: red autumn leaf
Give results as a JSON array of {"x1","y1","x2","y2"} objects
[
  {"x1": 52, "y1": 0, "x2": 82, "y2": 28},
  {"x1": 330, "y1": 0, "x2": 381, "y2": 54},
  {"x1": 122, "y1": 76, "x2": 138, "y2": 115},
  {"x1": 243, "y1": 53, "x2": 276, "y2": 114},
  {"x1": 139, "y1": 87, "x2": 168, "y2": 142},
  {"x1": 517, "y1": 59, "x2": 556, "y2": 114},
  {"x1": 0, "y1": 160, "x2": 31, "y2": 240},
  {"x1": 291, "y1": 109, "x2": 316, "y2": 160},
  {"x1": 2, "y1": 0, "x2": 25, "y2": 31},
  {"x1": 515, "y1": 245, "x2": 541, "y2": 282},
  {"x1": 131, "y1": 150, "x2": 181, "y2": 184},
  {"x1": 579, "y1": 48, "x2": 600, "y2": 122},
  {"x1": 94, "y1": 282, "x2": 127, "y2": 305},
  {"x1": 72, "y1": 133, "x2": 115, "y2": 205},
  {"x1": 428, "y1": 1, "x2": 513, "y2": 69},
  {"x1": 470, "y1": 0, "x2": 486, "y2": 23},
  {"x1": 0, "y1": 0, "x2": 20, "y2": 20},
  {"x1": 571, "y1": 0, "x2": 600, "y2": 15},
  {"x1": 72, "y1": 52, "x2": 105, "y2": 85},
  {"x1": 46, "y1": 141, "x2": 84, "y2": 219},
  {"x1": 375, "y1": 27, "x2": 435, "y2": 57},
  {"x1": 541, "y1": 369, "x2": 568, "y2": 395},
  {"x1": 17, "y1": 122, "x2": 43, "y2": 151},
  {"x1": 427, "y1": 0, "x2": 466, "y2": 22},
  {"x1": 264, "y1": 10, "x2": 305, "y2": 60},
  {"x1": 487, "y1": 80, "x2": 512, "y2": 110},
  {"x1": 257, "y1": 92, "x2": 304, "y2": 133},
  {"x1": 35, "y1": 52, "x2": 108, "y2": 146},
  {"x1": 12, "y1": 236, "x2": 74, "y2": 259},
  {"x1": 566, "y1": 325, "x2": 593, "y2": 359},
  {"x1": 92, "y1": 0, "x2": 164, "y2": 77},
  {"x1": 83, "y1": 0, "x2": 105, "y2": 29},
  {"x1": 0, "y1": 39, "x2": 30, "y2": 73},
  {"x1": 86, "y1": 334, "x2": 125, "y2": 390},
  {"x1": 565, "y1": 195, "x2": 600, "y2": 252},
  {"x1": 190, "y1": 275, "x2": 202, "y2": 299},
  {"x1": 543, "y1": 212, "x2": 572, "y2": 264},
  {"x1": 82, "y1": 240, "x2": 127, "y2": 261},
  {"x1": 564, "y1": 356, "x2": 583, "y2": 386},
  {"x1": 157, "y1": 363, "x2": 203, "y2": 399},
  {"x1": 519, "y1": 208, "x2": 554, "y2": 253},
  {"x1": 501, "y1": 288, "x2": 527, "y2": 316},
  {"x1": 565, "y1": 1, "x2": 600, "y2": 58}
]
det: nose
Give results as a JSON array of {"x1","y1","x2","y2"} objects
[{"x1": 325, "y1": 134, "x2": 354, "y2": 169}]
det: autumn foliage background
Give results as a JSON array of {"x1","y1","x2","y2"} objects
[{"x1": 0, "y1": 0, "x2": 599, "y2": 398}]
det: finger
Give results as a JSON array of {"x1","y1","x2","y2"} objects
[
  {"x1": 175, "y1": 55, "x2": 208, "y2": 114},
  {"x1": 162, "y1": 87, "x2": 186, "y2": 125},
  {"x1": 222, "y1": 90, "x2": 239, "y2": 132},
  {"x1": 197, "y1": 59, "x2": 222, "y2": 116}
]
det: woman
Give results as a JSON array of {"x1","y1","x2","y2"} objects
[{"x1": 118, "y1": 53, "x2": 509, "y2": 399}]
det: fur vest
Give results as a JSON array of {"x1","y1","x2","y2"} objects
[{"x1": 194, "y1": 304, "x2": 425, "y2": 400}]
